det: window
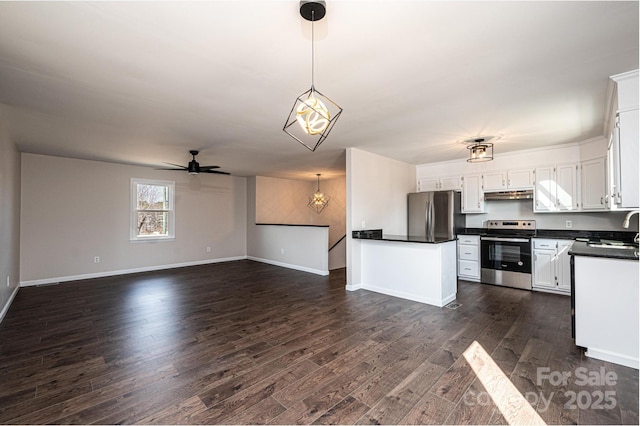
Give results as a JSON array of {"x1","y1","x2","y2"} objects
[{"x1": 130, "y1": 178, "x2": 175, "y2": 241}]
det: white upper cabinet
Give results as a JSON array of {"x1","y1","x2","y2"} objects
[
  {"x1": 417, "y1": 177, "x2": 439, "y2": 192},
  {"x1": 439, "y1": 176, "x2": 463, "y2": 191},
  {"x1": 556, "y1": 164, "x2": 579, "y2": 211},
  {"x1": 417, "y1": 176, "x2": 461, "y2": 192},
  {"x1": 607, "y1": 70, "x2": 638, "y2": 210},
  {"x1": 461, "y1": 174, "x2": 485, "y2": 213},
  {"x1": 534, "y1": 166, "x2": 556, "y2": 212},
  {"x1": 483, "y1": 169, "x2": 533, "y2": 192},
  {"x1": 581, "y1": 157, "x2": 607, "y2": 210},
  {"x1": 507, "y1": 169, "x2": 534, "y2": 190},
  {"x1": 534, "y1": 164, "x2": 578, "y2": 212},
  {"x1": 483, "y1": 171, "x2": 507, "y2": 192},
  {"x1": 614, "y1": 109, "x2": 640, "y2": 209}
]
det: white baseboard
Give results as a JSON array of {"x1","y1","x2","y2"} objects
[
  {"x1": 19, "y1": 256, "x2": 248, "y2": 287},
  {"x1": 358, "y1": 283, "x2": 455, "y2": 308},
  {"x1": 586, "y1": 347, "x2": 639, "y2": 370},
  {"x1": 532, "y1": 287, "x2": 571, "y2": 296},
  {"x1": 346, "y1": 283, "x2": 363, "y2": 291},
  {"x1": 0, "y1": 285, "x2": 20, "y2": 323},
  {"x1": 247, "y1": 256, "x2": 329, "y2": 276}
]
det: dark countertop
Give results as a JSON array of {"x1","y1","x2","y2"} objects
[
  {"x1": 256, "y1": 223, "x2": 329, "y2": 227},
  {"x1": 460, "y1": 228, "x2": 637, "y2": 243},
  {"x1": 353, "y1": 234, "x2": 456, "y2": 244},
  {"x1": 569, "y1": 241, "x2": 639, "y2": 261}
]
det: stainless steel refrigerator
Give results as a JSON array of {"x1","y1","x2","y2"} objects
[{"x1": 407, "y1": 190, "x2": 464, "y2": 239}]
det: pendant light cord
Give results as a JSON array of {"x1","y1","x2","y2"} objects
[{"x1": 311, "y1": 9, "x2": 315, "y2": 89}]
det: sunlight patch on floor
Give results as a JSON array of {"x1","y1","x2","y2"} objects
[{"x1": 463, "y1": 340, "x2": 546, "y2": 425}]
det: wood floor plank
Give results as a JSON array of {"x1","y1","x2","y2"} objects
[
  {"x1": 136, "y1": 395, "x2": 208, "y2": 425},
  {"x1": 399, "y1": 392, "x2": 456, "y2": 425},
  {"x1": 311, "y1": 395, "x2": 371, "y2": 425},
  {"x1": 357, "y1": 360, "x2": 446, "y2": 424}
]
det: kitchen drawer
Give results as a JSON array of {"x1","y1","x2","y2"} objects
[
  {"x1": 458, "y1": 260, "x2": 479, "y2": 278},
  {"x1": 458, "y1": 235, "x2": 479, "y2": 245},
  {"x1": 458, "y1": 244, "x2": 479, "y2": 261},
  {"x1": 533, "y1": 239, "x2": 557, "y2": 249}
]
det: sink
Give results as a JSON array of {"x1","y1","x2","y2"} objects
[{"x1": 587, "y1": 242, "x2": 639, "y2": 250}]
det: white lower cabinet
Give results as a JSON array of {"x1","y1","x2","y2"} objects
[
  {"x1": 457, "y1": 235, "x2": 480, "y2": 282},
  {"x1": 532, "y1": 238, "x2": 572, "y2": 294}
]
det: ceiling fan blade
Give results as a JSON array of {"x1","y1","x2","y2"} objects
[
  {"x1": 203, "y1": 170, "x2": 230, "y2": 175},
  {"x1": 163, "y1": 162, "x2": 188, "y2": 169},
  {"x1": 199, "y1": 165, "x2": 221, "y2": 170},
  {"x1": 155, "y1": 167, "x2": 188, "y2": 171}
]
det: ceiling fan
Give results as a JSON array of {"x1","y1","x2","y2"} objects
[{"x1": 157, "y1": 150, "x2": 230, "y2": 175}]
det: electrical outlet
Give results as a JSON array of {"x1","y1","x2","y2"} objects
[
  {"x1": 566, "y1": 220, "x2": 572, "y2": 229},
  {"x1": 361, "y1": 220, "x2": 366, "y2": 229},
  {"x1": 94, "y1": 256, "x2": 100, "y2": 263},
  {"x1": 6, "y1": 276, "x2": 9, "y2": 288},
  {"x1": 280, "y1": 248, "x2": 285, "y2": 254},
  {"x1": 206, "y1": 246, "x2": 211, "y2": 253}
]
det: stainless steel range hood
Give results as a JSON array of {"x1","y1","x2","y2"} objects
[{"x1": 484, "y1": 190, "x2": 534, "y2": 200}]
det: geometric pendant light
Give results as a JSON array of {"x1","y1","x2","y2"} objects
[
  {"x1": 283, "y1": 1, "x2": 343, "y2": 152},
  {"x1": 308, "y1": 174, "x2": 330, "y2": 213}
]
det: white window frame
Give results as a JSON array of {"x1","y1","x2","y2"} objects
[{"x1": 130, "y1": 178, "x2": 175, "y2": 242}]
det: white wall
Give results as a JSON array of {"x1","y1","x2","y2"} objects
[
  {"x1": 0, "y1": 115, "x2": 21, "y2": 320},
  {"x1": 346, "y1": 148, "x2": 416, "y2": 288},
  {"x1": 255, "y1": 174, "x2": 346, "y2": 248},
  {"x1": 20, "y1": 154, "x2": 247, "y2": 284},
  {"x1": 246, "y1": 177, "x2": 329, "y2": 275}
]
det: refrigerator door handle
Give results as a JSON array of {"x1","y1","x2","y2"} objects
[{"x1": 426, "y1": 199, "x2": 434, "y2": 238}]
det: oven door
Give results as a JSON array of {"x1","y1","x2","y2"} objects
[{"x1": 481, "y1": 237, "x2": 531, "y2": 273}]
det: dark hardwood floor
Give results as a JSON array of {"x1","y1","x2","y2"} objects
[{"x1": 0, "y1": 260, "x2": 637, "y2": 424}]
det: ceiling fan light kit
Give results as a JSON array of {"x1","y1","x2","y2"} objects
[{"x1": 283, "y1": 1, "x2": 343, "y2": 152}]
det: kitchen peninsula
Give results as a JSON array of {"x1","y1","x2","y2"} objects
[
  {"x1": 570, "y1": 241, "x2": 639, "y2": 369},
  {"x1": 350, "y1": 233, "x2": 457, "y2": 307}
]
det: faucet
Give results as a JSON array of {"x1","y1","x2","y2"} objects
[{"x1": 622, "y1": 210, "x2": 639, "y2": 243}]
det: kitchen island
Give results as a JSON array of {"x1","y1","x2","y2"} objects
[
  {"x1": 348, "y1": 233, "x2": 457, "y2": 307},
  {"x1": 570, "y1": 241, "x2": 639, "y2": 369}
]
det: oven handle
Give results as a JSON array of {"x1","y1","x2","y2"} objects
[{"x1": 481, "y1": 236, "x2": 530, "y2": 243}]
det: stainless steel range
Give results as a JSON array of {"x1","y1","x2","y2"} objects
[{"x1": 480, "y1": 220, "x2": 536, "y2": 290}]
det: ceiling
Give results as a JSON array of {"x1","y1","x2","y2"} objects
[{"x1": 0, "y1": 1, "x2": 637, "y2": 180}]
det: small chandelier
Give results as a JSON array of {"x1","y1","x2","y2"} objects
[
  {"x1": 308, "y1": 174, "x2": 330, "y2": 213},
  {"x1": 463, "y1": 137, "x2": 495, "y2": 163},
  {"x1": 284, "y1": 1, "x2": 343, "y2": 152}
]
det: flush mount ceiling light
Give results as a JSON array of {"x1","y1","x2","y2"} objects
[
  {"x1": 461, "y1": 136, "x2": 498, "y2": 163},
  {"x1": 308, "y1": 173, "x2": 330, "y2": 213},
  {"x1": 283, "y1": 1, "x2": 343, "y2": 152}
]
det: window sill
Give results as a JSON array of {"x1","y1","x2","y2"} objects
[{"x1": 130, "y1": 237, "x2": 175, "y2": 243}]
